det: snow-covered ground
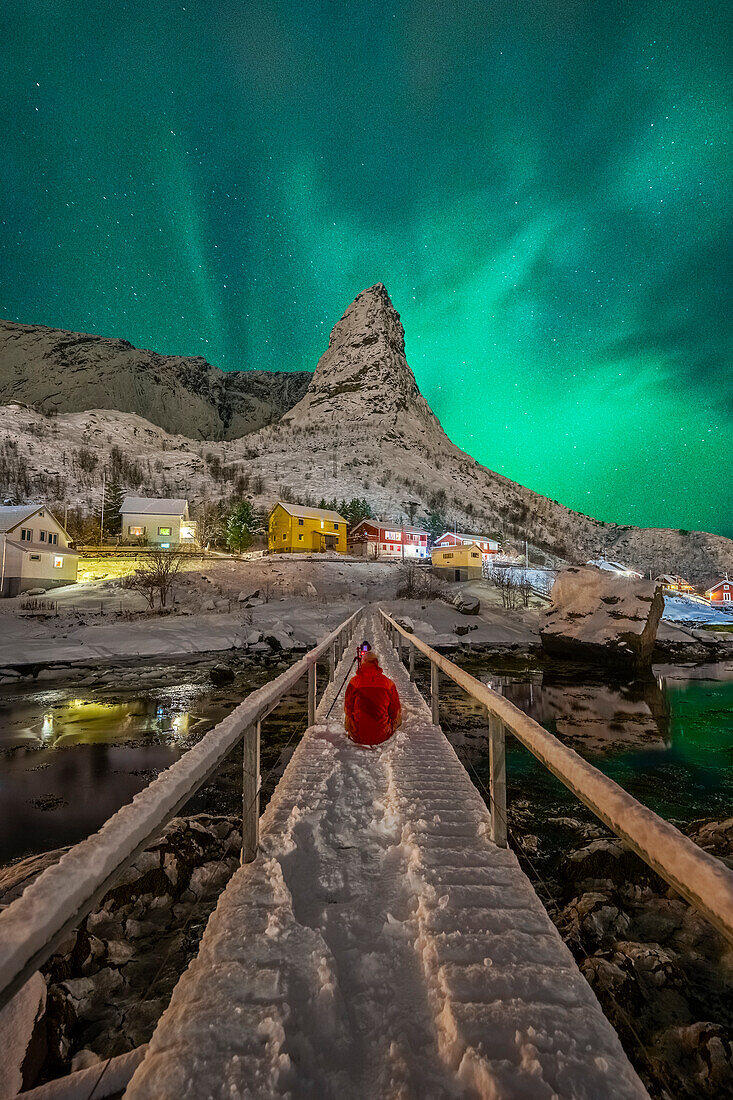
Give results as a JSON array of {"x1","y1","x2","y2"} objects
[
  {"x1": 662, "y1": 593, "x2": 733, "y2": 625},
  {"x1": 127, "y1": 611, "x2": 647, "y2": 1099}
]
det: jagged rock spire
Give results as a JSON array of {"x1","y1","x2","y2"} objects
[{"x1": 283, "y1": 283, "x2": 434, "y2": 428}]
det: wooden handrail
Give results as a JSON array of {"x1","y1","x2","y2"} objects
[
  {"x1": 0, "y1": 608, "x2": 363, "y2": 1013},
  {"x1": 380, "y1": 607, "x2": 733, "y2": 946}
]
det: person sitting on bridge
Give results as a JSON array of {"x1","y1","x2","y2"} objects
[{"x1": 344, "y1": 650, "x2": 402, "y2": 747}]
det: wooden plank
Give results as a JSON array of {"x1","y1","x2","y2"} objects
[
  {"x1": 242, "y1": 721, "x2": 261, "y2": 864},
  {"x1": 431, "y1": 661, "x2": 440, "y2": 725},
  {"x1": 489, "y1": 713, "x2": 507, "y2": 848}
]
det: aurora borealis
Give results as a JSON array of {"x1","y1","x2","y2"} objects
[{"x1": 1, "y1": 1, "x2": 731, "y2": 535}]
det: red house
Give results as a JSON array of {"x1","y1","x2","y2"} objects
[
  {"x1": 348, "y1": 521, "x2": 429, "y2": 560},
  {"x1": 433, "y1": 531, "x2": 499, "y2": 559},
  {"x1": 705, "y1": 579, "x2": 733, "y2": 604}
]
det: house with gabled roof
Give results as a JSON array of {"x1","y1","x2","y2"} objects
[
  {"x1": 433, "y1": 531, "x2": 499, "y2": 558},
  {"x1": 268, "y1": 502, "x2": 347, "y2": 554},
  {"x1": 348, "y1": 520, "x2": 429, "y2": 559},
  {"x1": 705, "y1": 579, "x2": 732, "y2": 604},
  {"x1": 119, "y1": 496, "x2": 197, "y2": 547},
  {"x1": 0, "y1": 504, "x2": 78, "y2": 596}
]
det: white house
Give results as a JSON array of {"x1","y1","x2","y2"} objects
[
  {"x1": 119, "y1": 497, "x2": 197, "y2": 547},
  {"x1": 0, "y1": 504, "x2": 79, "y2": 597}
]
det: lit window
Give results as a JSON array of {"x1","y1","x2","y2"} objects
[
  {"x1": 129, "y1": 526, "x2": 144, "y2": 536},
  {"x1": 158, "y1": 527, "x2": 172, "y2": 536},
  {"x1": 53, "y1": 556, "x2": 63, "y2": 568}
]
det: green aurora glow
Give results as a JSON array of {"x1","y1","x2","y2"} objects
[{"x1": 1, "y1": 1, "x2": 731, "y2": 535}]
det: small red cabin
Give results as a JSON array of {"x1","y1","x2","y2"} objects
[
  {"x1": 433, "y1": 531, "x2": 499, "y2": 559},
  {"x1": 705, "y1": 579, "x2": 733, "y2": 604}
]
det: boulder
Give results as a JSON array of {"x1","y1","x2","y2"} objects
[
  {"x1": 209, "y1": 663, "x2": 234, "y2": 686},
  {"x1": 25, "y1": 588, "x2": 47, "y2": 596},
  {"x1": 454, "y1": 594, "x2": 480, "y2": 615},
  {"x1": 264, "y1": 630, "x2": 294, "y2": 651},
  {"x1": 237, "y1": 589, "x2": 260, "y2": 603},
  {"x1": 539, "y1": 566, "x2": 664, "y2": 670},
  {"x1": 395, "y1": 616, "x2": 414, "y2": 633}
]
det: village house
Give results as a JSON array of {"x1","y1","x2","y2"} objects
[
  {"x1": 348, "y1": 520, "x2": 429, "y2": 559},
  {"x1": 268, "y1": 502, "x2": 347, "y2": 554},
  {"x1": 654, "y1": 573, "x2": 695, "y2": 594},
  {"x1": 119, "y1": 497, "x2": 197, "y2": 547},
  {"x1": 0, "y1": 504, "x2": 79, "y2": 596},
  {"x1": 431, "y1": 542, "x2": 483, "y2": 581},
  {"x1": 433, "y1": 531, "x2": 499, "y2": 558},
  {"x1": 705, "y1": 579, "x2": 733, "y2": 604}
]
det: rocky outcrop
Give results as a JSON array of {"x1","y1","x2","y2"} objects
[
  {"x1": 0, "y1": 320, "x2": 310, "y2": 439},
  {"x1": 0, "y1": 815, "x2": 242, "y2": 1088},
  {"x1": 540, "y1": 566, "x2": 665, "y2": 669}
]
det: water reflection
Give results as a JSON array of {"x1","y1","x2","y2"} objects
[
  {"x1": 0, "y1": 684, "x2": 218, "y2": 864},
  {"x1": 484, "y1": 671, "x2": 671, "y2": 754}
]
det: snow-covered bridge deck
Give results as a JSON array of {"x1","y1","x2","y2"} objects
[{"x1": 127, "y1": 610, "x2": 647, "y2": 1099}]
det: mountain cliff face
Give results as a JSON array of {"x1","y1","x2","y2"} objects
[
  {"x1": 0, "y1": 288, "x2": 730, "y2": 580},
  {"x1": 0, "y1": 320, "x2": 310, "y2": 439}
]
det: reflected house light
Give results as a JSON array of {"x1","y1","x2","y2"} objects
[{"x1": 42, "y1": 713, "x2": 54, "y2": 739}]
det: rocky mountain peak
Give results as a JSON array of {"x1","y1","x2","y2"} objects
[{"x1": 282, "y1": 283, "x2": 433, "y2": 429}]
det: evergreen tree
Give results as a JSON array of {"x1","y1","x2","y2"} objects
[{"x1": 226, "y1": 500, "x2": 258, "y2": 553}]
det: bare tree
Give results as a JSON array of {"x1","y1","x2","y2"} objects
[
  {"x1": 488, "y1": 566, "x2": 521, "y2": 610},
  {"x1": 123, "y1": 549, "x2": 185, "y2": 610}
]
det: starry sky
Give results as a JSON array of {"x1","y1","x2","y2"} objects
[{"x1": 1, "y1": 1, "x2": 731, "y2": 536}]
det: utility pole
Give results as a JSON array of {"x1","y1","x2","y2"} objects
[
  {"x1": 525, "y1": 540, "x2": 528, "y2": 569},
  {"x1": 100, "y1": 472, "x2": 106, "y2": 548}
]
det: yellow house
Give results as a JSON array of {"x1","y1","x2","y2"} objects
[
  {"x1": 431, "y1": 542, "x2": 483, "y2": 581},
  {"x1": 268, "y1": 502, "x2": 348, "y2": 554}
]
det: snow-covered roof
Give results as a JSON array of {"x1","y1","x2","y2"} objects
[
  {"x1": 706, "y1": 579, "x2": 732, "y2": 592},
  {"x1": 0, "y1": 504, "x2": 43, "y2": 532},
  {"x1": 273, "y1": 502, "x2": 346, "y2": 523},
  {"x1": 351, "y1": 521, "x2": 429, "y2": 536},
  {"x1": 120, "y1": 496, "x2": 188, "y2": 516},
  {"x1": 436, "y1": 531, "x2": 498, "y2": 544}
]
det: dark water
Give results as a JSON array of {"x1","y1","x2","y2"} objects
[
  {"x1": 0, "y1": 668, "x2": 308, "y2": 865},
  {"x1": 432, "y1": 658, "x2": 733, "y2": 826}
]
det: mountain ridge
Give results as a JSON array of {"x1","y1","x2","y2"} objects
[
  {"x1": 0, "y1": 287, "x2": 731, "y2": 580},
  {"x1": 0, "y1": 319, "x2": 310, "y2": 439}
]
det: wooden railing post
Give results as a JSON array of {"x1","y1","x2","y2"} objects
[
  {"x1": 242, "y1": 720, "x2": 261, "y2": 864},
  {"x1": 329, "y1": 641, "x2": 336, "y2": 681},
  {"x1": 308, "y1": 661, "x2": 316, "y2": 726},
  {"x1": 489, "y1": 712, "x2": 507, "y2": 849},
  {"x1": 431, "y1": 661, "x2": 440, "y2": 725},
  {"x1": 409, "y1": 643, "x2": 415, "y2": 681}
]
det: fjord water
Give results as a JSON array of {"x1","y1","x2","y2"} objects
[
  {"x1": 1, "y1": 663, "x2": 731, "y2": 865},
  {"x1": 436, "y1": 660, "x2": 733, "y2": 826}
]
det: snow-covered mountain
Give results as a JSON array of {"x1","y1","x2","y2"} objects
[
  {"x1": 0, "y1": 320, "x2": 310, "y2": 439},
  {"x1": 1, "y1": 286, "x2": 731, "y2": 580}
]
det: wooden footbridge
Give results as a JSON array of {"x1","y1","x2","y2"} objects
[{"x1": 3, "y1": 608, "x2": 733, "y2": 1099}]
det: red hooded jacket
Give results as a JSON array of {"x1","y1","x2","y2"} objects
[{"x1": 344, "y1": 660, "x2": 401, "y2": 746}]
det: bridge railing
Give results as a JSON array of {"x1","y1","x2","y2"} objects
[
  {"x1": 379, "y1": 608, "x2": 733, "y2": 947},
  {"x1": 0, "y1": 607, "x2": 363, "y2": 1014}
]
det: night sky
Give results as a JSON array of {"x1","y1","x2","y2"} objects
[{"x1": 1, "y1": 1, "x2": 731, "y2": 535}]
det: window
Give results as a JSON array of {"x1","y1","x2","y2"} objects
[
  {"x1": 283, "y1": 533, "x2": 287, "y2": 540},
  {"x1": 40, "y1": 531, "x2": 47, "y2": 542},
  {"x1": 333, "y1": 522, "x2": 339, "y2": 530},
  {"x1": 129, "y1": 526, "x2": 145, "y2": 536},
  {"x1": 29, "y1": 554, "x2": 41, "y2": 561},
  {"x1": 298, "y1": 518, "x2": 304, "y2": 526},
  {"x1": 53, "y1": 556, "x2": 63, "y2": 568},
  {"x1": 158, "y1": 527, "x2": 172, "y2": 536},
  {"x1": 298, "y1": 534, "x2": 303, "y2": 541},
  {"x1": 20, "y1": 528, "x2": 32, "y2": 542},
  {"x1": 51, "y1": 533, "x2": 58, "y2": 545}
]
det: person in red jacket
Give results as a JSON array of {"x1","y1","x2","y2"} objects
[{"x1": 344, "y1": 650, "x2": 402, "y2": 747}]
